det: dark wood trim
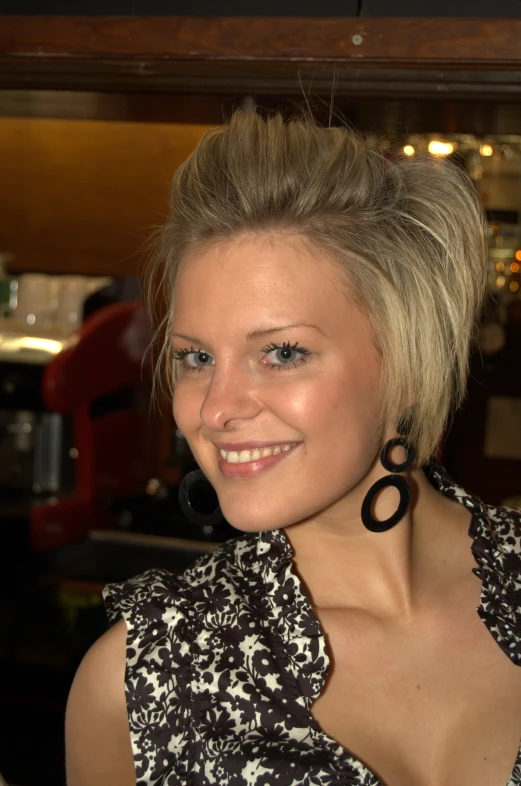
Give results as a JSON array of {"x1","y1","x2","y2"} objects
[
  {"x1": 2, "y1": 59, "x2": 521, "y2": 98},
  {"x1": 2, "y1": 17, "x2": 521, "y2": 100},
  {"x1": 2, "y1": 16, "x2": 521, "y2": 65}
]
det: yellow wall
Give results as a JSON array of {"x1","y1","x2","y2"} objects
[{"x1": 0, "y1": 117, "x2": 213, "y2": 276}]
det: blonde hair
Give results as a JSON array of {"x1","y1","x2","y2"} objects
[{"x1": 147, "y1": 109, "x2": 487, "y2": 465}]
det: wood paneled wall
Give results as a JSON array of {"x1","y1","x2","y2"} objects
[{"x1": 0, "y1": 117, "x2": 213, "y2": 276}]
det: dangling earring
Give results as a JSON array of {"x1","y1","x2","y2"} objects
[
  {"x1": 178, "y1": 469, "x2": 224, "y2": 532},
  {"x1": 361, "y1": 437, "x2": 416, "y2": 533}
]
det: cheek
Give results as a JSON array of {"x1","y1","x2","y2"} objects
[
  {"x1": 282, "y1": 373, "x2": 374, "y2": 424},
  {"x1": 261, "y1": 382, "x2": 345, "y2": 459},
  {"x1": 295, "y1": 372, "x2": 383, "y2": 457}
]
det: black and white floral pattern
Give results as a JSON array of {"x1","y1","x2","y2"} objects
[{"x1": 103, "y1": 461, "x2": 521, "y2": 785}]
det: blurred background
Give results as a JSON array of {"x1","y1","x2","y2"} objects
[{"x1": 2, "y1": 2, "x2": 521, "y2": 784}]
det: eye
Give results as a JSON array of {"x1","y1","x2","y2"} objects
[
  {"x1": 260, "y1": 341, "x2": 311, "y2": 370},
  {"x1": 172, "y1": 347, "x2": 214, "y2": 371}
]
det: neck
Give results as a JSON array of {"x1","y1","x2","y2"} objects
[{"x1": 285, "y1": 465, "x2": 471, "y2": 621}]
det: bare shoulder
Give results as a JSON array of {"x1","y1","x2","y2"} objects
[{"x1": 65, "y1": 618, "x2": 135, "y2": 786}]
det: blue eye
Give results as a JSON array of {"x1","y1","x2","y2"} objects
[
  {"x1": 274, "y1": 346, "x2": 299, "y2": 363},
  {"x1": 261, "y1": 341, "x2": 312, "y2": 370},
  {"x1": 191, "y1": 351, "x2": 212, "y2": 367},
  {"x1": 172, "y1": 347, "x2": 214, "y2": 371}
]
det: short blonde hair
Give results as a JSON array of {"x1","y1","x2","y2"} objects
[{"x1": 148, "y1": 109, "x2": 487, "y2": 465}]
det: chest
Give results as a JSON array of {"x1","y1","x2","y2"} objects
[{"x1": 311, "y1": 600, "x2": 521, "y2": 786}]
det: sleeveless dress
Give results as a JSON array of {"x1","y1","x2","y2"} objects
[{"x1": 103, "y1": 461, "x2": 521, "y2": 786}]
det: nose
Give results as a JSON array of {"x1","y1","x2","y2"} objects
[{"x1": 199, "y1": 364, "x2": 263, "y2": 431}]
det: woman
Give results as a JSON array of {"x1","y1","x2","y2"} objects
[{"x1": 65, "y1": 110, "x2": 521, "y2": 786}]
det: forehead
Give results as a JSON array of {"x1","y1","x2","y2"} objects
[{"x1": 173, "y1": 233, "x2": 349, "y2": 324}]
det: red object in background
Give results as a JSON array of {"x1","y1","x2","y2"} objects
[{"x1": 31, "y1": 302, "x2": 154, "y2": 550}]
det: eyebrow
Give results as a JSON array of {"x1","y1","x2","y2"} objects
[{"x1": 171, "y1": 322, "x2": 324, "y2": 345}]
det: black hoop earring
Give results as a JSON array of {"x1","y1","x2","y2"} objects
[
  {"x1": 361, "y1": 437, "x2": 415, "y2": 533},
  {"x1": 178, "y1": 469, "x2": 224, "y2": 531}
]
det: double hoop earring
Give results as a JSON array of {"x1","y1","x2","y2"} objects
[
  {"x1": 361, "y1": 437, "x2": 415, "y2": 533},
  {"x1": 178, "y1": 469, "x2": 224, "y2": 532}
]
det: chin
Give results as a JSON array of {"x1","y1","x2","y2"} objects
[
  {"x1": 219, "y1": 501, "x2": 284, "y2": 534},
  {"x1": 217, "y1": 494, "x2": 318, "y2": 535}
]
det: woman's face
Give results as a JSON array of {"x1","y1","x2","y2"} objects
[{"x1": 172, "y1": 233, "x2": 385, "y2": 533}]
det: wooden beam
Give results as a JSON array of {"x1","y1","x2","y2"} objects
[
  {"x1": 1, "y1": 16, "x2": 521, "y2": 65},
  {"x1": 1, "y1": 17, "x2": 521, "y2": 98},
  {"x1": 2, "y1": 59, "x2": 521, "y2": 98}
]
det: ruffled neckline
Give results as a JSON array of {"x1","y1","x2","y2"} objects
[
  {"x1": 243, "y1": 458, "x2": 521, "y2": 704},
  {"x1": 238, "y1": 459, "x2": 521, "y2": 785}
]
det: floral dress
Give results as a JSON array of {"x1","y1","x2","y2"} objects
[{"x1": 103, "y1": 461, "x2": 521, "y2": 786}]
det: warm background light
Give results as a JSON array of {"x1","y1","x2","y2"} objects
[
  {"x1": 479, "y1": 143, "x2": 494, "y2": 157},
  {"x1": 428, "y1": 140, "x2": 454, "y2": 156},
  {"x1": 403, "y1": 145, "x2": 415, "y2": 156}
]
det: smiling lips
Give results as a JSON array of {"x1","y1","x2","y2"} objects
[{"x1": 215, "y1": 442, "x2": 300, "y2": 478}]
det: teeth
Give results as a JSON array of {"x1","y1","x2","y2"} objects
[{"x1": 219, "y1": 444, "x2": 295, "y2": 463}]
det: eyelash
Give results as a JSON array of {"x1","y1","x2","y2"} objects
[{"x1": 171, "y1": 341, "x2": 312, "y2": 372}]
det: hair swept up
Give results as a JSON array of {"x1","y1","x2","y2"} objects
[{"x1": 146, "y1": 109, "x2": 487, "y2": 465}]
